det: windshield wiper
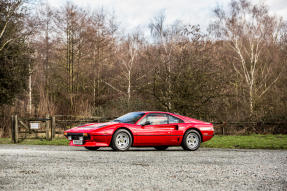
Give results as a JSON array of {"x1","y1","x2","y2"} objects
[{"x1": 112, "y1": 119, "x2": 121, "y2": 122}]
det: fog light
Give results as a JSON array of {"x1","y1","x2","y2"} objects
[
  {"x1": 79, "y1": 137, "x2": 84, "y2": 141},
  {"x1": 68, "y1": 136, "x2": 72, "y2": 140}
]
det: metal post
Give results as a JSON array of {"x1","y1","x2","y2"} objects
[
  {"x1": 46, "y1": 115, "x2": 50, "y2": 140},
  {"x1": 11, "y1": 115, "x2": 15, "y2": 143},
  {"x1": 15, "y1": 115, "x2": 18, "y2": 143},
  {"x1": 51, "y1": 116, "x2": 56, "y2": 140}
]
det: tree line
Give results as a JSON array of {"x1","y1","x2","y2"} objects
[{"x1": 0, "y1": 0, "x2": 286, "y2": 136}]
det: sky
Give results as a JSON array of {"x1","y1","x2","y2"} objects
[{"x1": 46, "y1": 0, "x2": 287, "y2": 34}]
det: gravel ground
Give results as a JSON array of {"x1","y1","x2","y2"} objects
[{"x1": 0, "y1": 145, "x2": 286, "y2": 191}]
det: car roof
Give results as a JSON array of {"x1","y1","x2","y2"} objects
[
  {"x1": 135, "y1": 111, "x2": 209, "y2": 124},
  {"x1": 138, "y1": 111, "x2": 181, "y2": 116},
  {"x1": 139, "y1": 111, "x2": 172, "y2": 114}
]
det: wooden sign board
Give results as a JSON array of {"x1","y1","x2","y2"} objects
[{"x1": 30, "y1": 122, "x2": 40, "y2": 129}]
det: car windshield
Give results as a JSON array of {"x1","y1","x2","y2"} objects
[{"x1": 112, "y1": 112, "x2": 145, "y2": 124}]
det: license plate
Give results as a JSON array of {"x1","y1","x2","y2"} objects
[{"x1": 73, "y1": 140, "x2": 83, "y2": 145}]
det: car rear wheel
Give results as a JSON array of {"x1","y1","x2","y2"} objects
[
  {"x1": 154, "y1": 146, "x2": 169, "y2": 150},
  {"x1": 85, "y1": 147, "x2": 100, "y2": 151},
  {"x1": 111, "y1": 129, "x2": 132, "y2": 151},
  {"x1": 182, "y1": 130, "x2": 201, "y2": 151}
]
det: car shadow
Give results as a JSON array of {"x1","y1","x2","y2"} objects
[{"x1": 73, "y1": 147, "x2": 190, "y2": 152}]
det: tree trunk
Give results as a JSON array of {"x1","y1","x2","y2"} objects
[
  {"x1": 127, "y1": 70, "x2": 131, "y2": 108},
  {"x1": 249, "y1": 85, "x2": 254, "y2": 119},
  {"x1": 28, "y1": 63, "x2": 32, "y2": 115}
]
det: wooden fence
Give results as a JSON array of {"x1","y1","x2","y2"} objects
[
  {"x1": 212, "y1": 121, "x2": 287, "y2": 135},
  {"x1": 10, "y1": 115, "x2": 113, "y2": 143}
]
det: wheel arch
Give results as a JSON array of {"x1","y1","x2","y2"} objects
[
  {"x1": 183, "y1": 127, "x2": 203, "y2": 143},
  {"x1": 111, "y1": 127, "x2": 134, "y2": 146}
]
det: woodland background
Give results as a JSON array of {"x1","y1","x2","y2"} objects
[{"x1": 0, "y1": 0, "x2": 287, "y2": 137}]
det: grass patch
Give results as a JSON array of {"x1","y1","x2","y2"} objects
[
  {"x1": 0, "y1": 138, "x2": 11, "y2": 144},
  {"x1": 0, "y1": 134, "x2": 286, "y2": 149},
  {"x1": 0, "y1": 138, "x2": 69, "y2": 145},
  {"x1": 201, "y1": 134, "x2": 287, "y2": 149}
]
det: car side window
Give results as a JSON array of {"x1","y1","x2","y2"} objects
[
  {"x1": 138, "y1": 113, "x2": 168, "y2": 125},
  {"x1": 137, "y1": 116, "x2": 147, "y2": 125},
  {"x1": 168, "y1": 115, "x2": 184, "y2": 123}
]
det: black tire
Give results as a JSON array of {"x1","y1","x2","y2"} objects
[
  {"x1": 182, "y1": 129, "x2": 201, "y2": 151},
  {"x1": 85, "y1": 146, "x2": 100, "y2": 151},
  {"x1": 154, "y1": 146, "x2": 169, "y2": 150},
  {"x1": 111, "y1": 129, "x2": 132, "y2": 151}
]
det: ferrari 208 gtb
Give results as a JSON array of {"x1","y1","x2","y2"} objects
[{"x1": 64, "y1": 111, "x2": 214, "y2": 151}]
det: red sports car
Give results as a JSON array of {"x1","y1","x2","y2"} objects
[{"x1": 64, "y1": 111, "x2": 214, "y2": 151}]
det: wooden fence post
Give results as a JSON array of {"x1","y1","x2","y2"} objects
[
  {"x1": 51, "y1": 116, "x2": 56, "y2": 140},
  {"x1": 46, "y1": 115, "x2": 50, "y2": 140},
  {"x1": 221, "y1": 122, "x2": 226, "y2": 135},
  {"x1": 11, "y1": 115, "x2": 15, "y2": 143},
  {"x1": 15, "y1": 115, "x2": 18, "y2": 143}
]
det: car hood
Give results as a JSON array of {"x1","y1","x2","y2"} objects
[{"x1": 67, "y1": 122, "x2": 118, "y2": 132}]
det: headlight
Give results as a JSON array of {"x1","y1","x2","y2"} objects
[
  {"x1": 201, "y1": 127, "x2": 214, "y2": 131},
  {"x1": 68, "y1": 136, "x2": 72, "y2": 140}
]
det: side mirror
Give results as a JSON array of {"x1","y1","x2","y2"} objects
[{"x1": 142, "y1": 121, "x2": 151, "y2": 126}]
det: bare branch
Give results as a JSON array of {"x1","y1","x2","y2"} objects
[
  {"x1": 258, "y1": 73, "x2": 281, "y2": 98},
  {"x1": 0, "y1": 39, "x2": 14, "y2": 52},
  {"x1": 103, "y1": 81, "x2": 126, "y2": 95}
]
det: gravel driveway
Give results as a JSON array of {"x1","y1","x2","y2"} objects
[{"x1": 0, "y1": 145, "x2": 286, "y2": 191}]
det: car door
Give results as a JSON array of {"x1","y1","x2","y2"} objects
[
  {"x1": 134, "y1": 113, "x2": 177, "y2": 146},
  {"x1": 167, "y1": 114, "x2": 185, "y2": 145}
]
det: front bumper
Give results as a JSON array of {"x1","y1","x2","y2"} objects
[
  {"x1": 65, "y1": 133, "x2": 112, "y2": 147},
  {"x1": 202, "y1": 132, "x2": 215, "y2": 142}
]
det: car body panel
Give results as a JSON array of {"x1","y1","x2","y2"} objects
[{"x1": 64, "y1": 111, "x2": 214, "y2": 148}]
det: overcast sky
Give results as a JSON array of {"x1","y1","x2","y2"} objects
[{"x1": 46, "y1": 0, "x2": 287, "y2": 34}]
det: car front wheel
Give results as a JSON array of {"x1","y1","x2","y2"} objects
[
  {"x1": 182, "y1": 130, "x2": 201, "y2": 151},
  {"x1": 111, "y1": 129, "x2": 132, "y2": 151}
]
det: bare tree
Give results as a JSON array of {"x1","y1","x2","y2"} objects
[
  {"x1": 209, "y1": 0, "x2": 284, "y2": 118},
  {"x1": 54, "y1": 3, "x2": 89, "y2": 112},
  {"x1": 39, "y1": 3, "x2": 54, "y2": 88},
  {"x1": 103, "y1": 34, "x2": 145, "y2": 110},
  {"x1": 119, "y1": 36, "x2": 141, "y2": 108},
  {"x1": 149, "y1": 13, "x2": 175, "y2": 110},
  {"x1": 29, "y1": 2, "x2": 57, "y2": 116},
  {"x1": 84, "y1": 9, "x2": 118, "y2": 113}
]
